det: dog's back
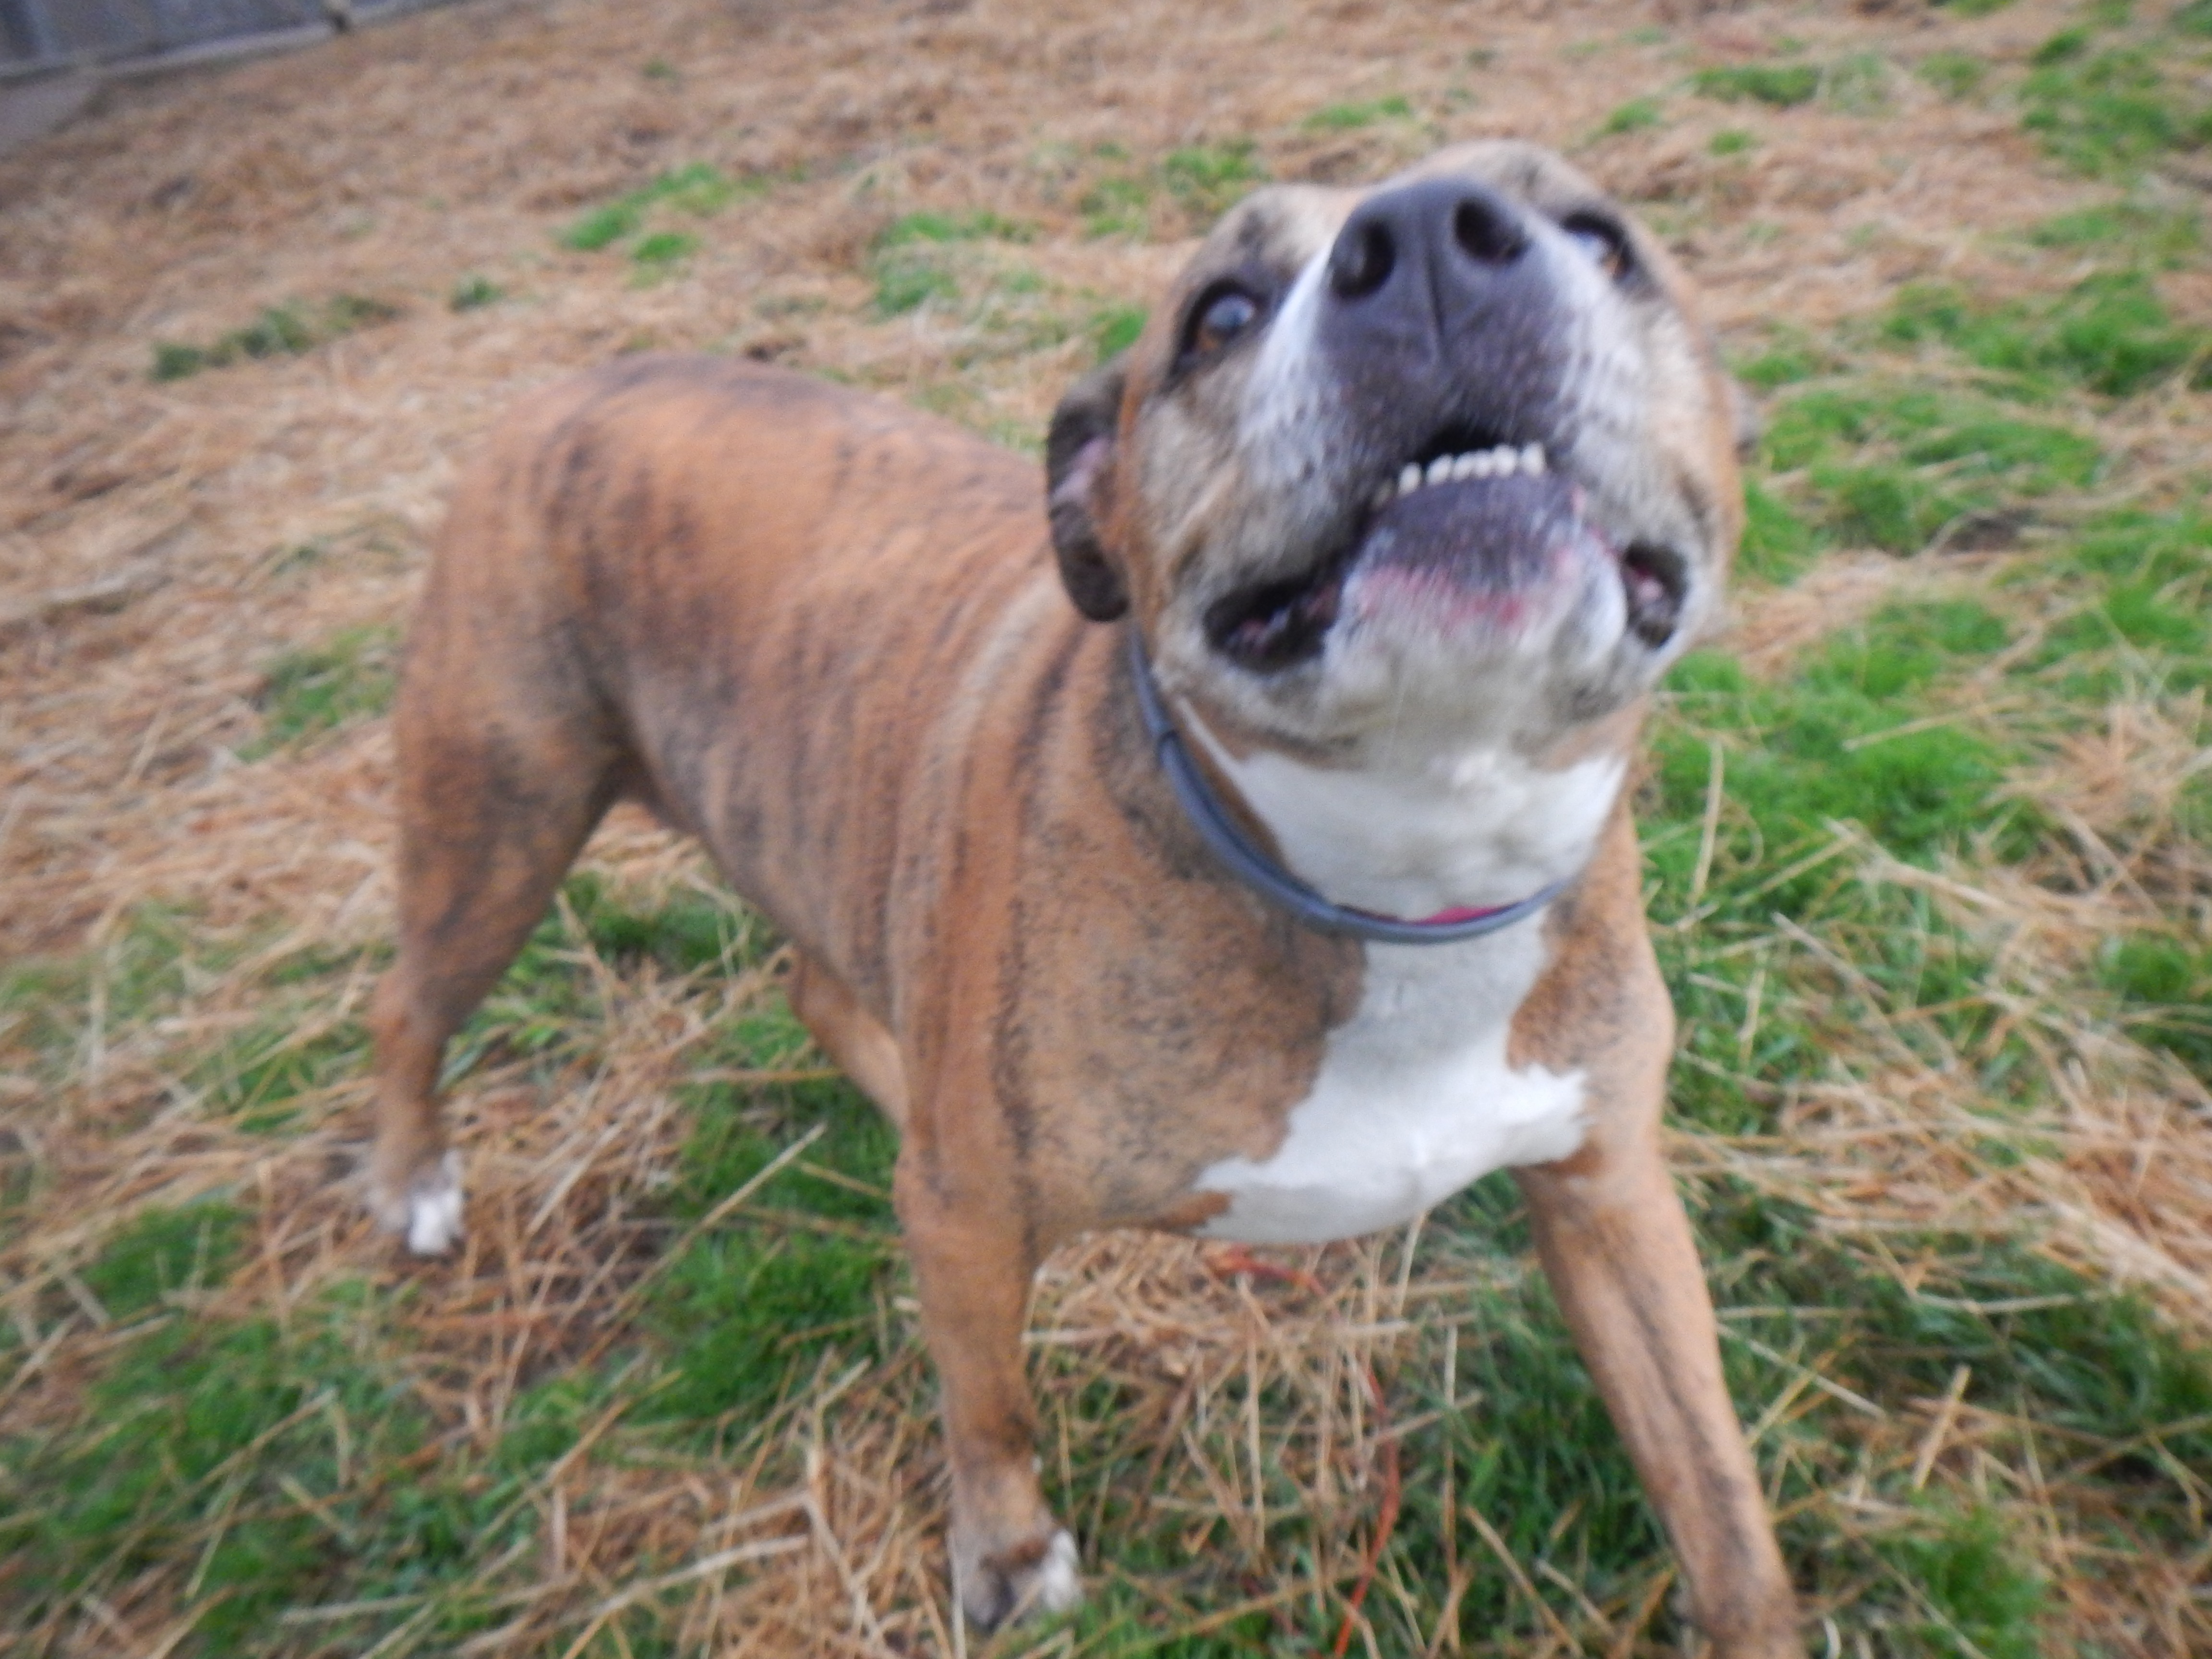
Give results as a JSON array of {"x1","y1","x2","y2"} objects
[{"x1": 370, "y1": 356, "x2": 1073, "y2": 1242}]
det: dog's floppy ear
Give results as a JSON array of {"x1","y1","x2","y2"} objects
[{"x1": 1046, "y1": 355, "x2": 1130, "y2": 622}]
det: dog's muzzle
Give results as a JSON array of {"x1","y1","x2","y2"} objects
[{"x1": 1207, "y1": 178, "x2": 1690, "y2": 673}]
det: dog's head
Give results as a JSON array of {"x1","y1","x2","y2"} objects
[{"x1": 1047, "y1": 141, "x2": 1747, "y2": 758}]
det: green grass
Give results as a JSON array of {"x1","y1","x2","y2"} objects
[
  {"x1": 78, "y1": 1201, "x2": 248, "y2": 1322},
  {"x1": 630, "y1": 229, "x2": 698, "y2": 266},
  {"x1": 558, "y1": 162, "x2": 764, "y2": 260},
  {"x1": 1692, "y1": 62, "x2": 1821, "y2": 108},
  {"x1": 870, "y1": 255, "x2": 960, "y2": 316},
  {"x1": 249, "y1": 624, "x2": 399, "y2": 755},
  {"x1": 869, "y1": 215, "x2": 1031, "y2": 314},
  {"x1": 1689, "y1": 55, "x2": 1897, "y2": 114},
  {"x1": 878, "y1": 208, "x2": 1033, "y2": 247},
  {"x1": 1042, "y1": 1160, "x2": 2212, "y2": 1652},
  {"x1": 441, "y1": 872, "x2": 767, "y2": 1076},
  {"x1": 1, "y1": 905, "x2": 212, "y2": 1077},
  {"x1": 642, "y1": 1037, "x2": 897, "y2": 1424},
  {"x1": 1876, "y1": 1505, "x2": 2046, "y2": 1659},
  {"x1": 1708, "y1": 127, "x2": 1756, "y2": 155},
  {"x1": 192, "y1": 1005, "x2": 372, "y2": 1134},
  {"x1": 2098, "y1": 933, "x2": 2212, "y2": 1078},
  {"x1": 1729, "y1": 236, "x2": 2212, "y2": 586},
  {"x1": 1089, "y1": 302, "x2": 1148, "y2": 361},
  {"x1": 1082, "y1": 142, "x2": 1268, "y2": 240},
  {"x1": 2029, "y1": 198, "x2": 2200, "y2": 265},
  {"x1": 1917, "y1": 49, "x2": 1988, "y2": 99},
  {"x1": 866, "y1": 208, "x2": 1038, "y2": 317},
  {"x1": 1600, "y1": 96, "x2": 1664, "y2": 135},
  {"x1": 1732, "y1": 325, "x2": 1842, "y2": 391},
  {"x1": 1647, "y1": 604, "x2": 2032, "y2": 910},
  {"x1": 448, "y1": 273, "x2": 504, "y2": 310},
  {"x1": 150, "y1": 295, "x2": 401, "y2": 381},
  {"x1": 1079, "y1": 172, "x2": 1154, "y2": 239},
  {"x1": 2020, "y1": 36, "x2": 2212, "y2": 177},
  {"x1": 1301, "y1": 95, "x2": 1412, "y2": 131},
  {"x1": 1758, "y1": 382, "x2": 2103, "y2": 553},
  {"x1": 0, "y1": 1283, "x2": 540, "y2": 1652},
  {"x1": 0, "y1": 866, "x2": 893, "y2": 1648},
  {"x1": 1824, "y1": 51, "x2": 1892, "y2": 116},
  {"x1": 1162, "y1": 142, "x2": 1267, "y2": 221},
  {"x1": 1883, "y1": 272, "x2": 2211, "y2": 398},
  {"x1": 1736, "y1": 478, "x2": 1819, "y2": 583}
]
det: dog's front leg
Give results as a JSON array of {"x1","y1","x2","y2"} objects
[
  {"x1": 896, "y1": 1162, "x2": 1079, "y2": 1632},
  {"x1": 1515, "y1": 1127, "x2": 1802, "y2": 1657}
]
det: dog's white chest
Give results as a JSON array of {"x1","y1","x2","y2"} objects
[
  {"x1": 1179, "y1": 727, "x2": 1617, "y2": 1245},
  {"x1": 1195, "y1": 930, "x2": 1587, "y2": 1245}
]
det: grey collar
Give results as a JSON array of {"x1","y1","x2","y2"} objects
[{"x1": 1124, "y1": 629, "x2": 1567, "y2": 945}]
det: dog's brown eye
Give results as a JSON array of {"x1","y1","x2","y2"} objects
[{"x1": 1190, "y1": 286, "x2": 1261, "y2": 357}]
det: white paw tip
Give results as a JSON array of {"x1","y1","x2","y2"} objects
[
  {"x1": 1032, "y1": 1530, "x2": 1082, "y2": 1614},
  {"x1": 405, "y1": 1152, "x2": 465, "y2": 1256}
]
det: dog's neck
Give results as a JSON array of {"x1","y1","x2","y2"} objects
[{"x1": 1173, "y1": 686, "x2": 1629, "y2": 924}]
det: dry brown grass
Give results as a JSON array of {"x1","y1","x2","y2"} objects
[{"x1": 4, "y1": 1, "x2": 2212, "y2": 1654}]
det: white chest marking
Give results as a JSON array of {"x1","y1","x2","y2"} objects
[
  {"x1": 1185, "y1": 726, "x2": 1621, "y2": 1245},
  {"x1": 1197, "y1": 927, "x2": 1587, "y2": 1244}
]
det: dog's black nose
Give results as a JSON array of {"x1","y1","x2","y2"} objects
[
  {"x1": 1324, "y1": 178, "x2": 1530, "y2": 307},
  {"x1": 1313, "y1": 176, "x2": 1565, "y2": 460}
]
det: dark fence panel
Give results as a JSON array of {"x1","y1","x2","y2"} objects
[{"x1": 1, "y1": 0, "x2": 334, "y2": 72}]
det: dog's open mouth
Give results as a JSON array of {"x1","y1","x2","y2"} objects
[{"x1": 1204, "y1": 423, "x2": 1689, "y2": 672}]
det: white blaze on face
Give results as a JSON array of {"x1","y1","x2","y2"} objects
[{"x1": 1237, "y1": 247, "x2": 1337, "y2": 505}]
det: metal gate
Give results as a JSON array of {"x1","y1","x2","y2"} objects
[{"x1": 1, "y1": 0, "x2": 392, "y2": 74}]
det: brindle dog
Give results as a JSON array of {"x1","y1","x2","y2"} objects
[{"x1": 369, "y1": 143, "x2": 1800, "y2": 1652}]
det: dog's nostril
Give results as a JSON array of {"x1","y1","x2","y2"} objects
[
  {"x1": 1452, "y1": 196, "x2": 1526, "y2": 265},
  {"x1": 1328, "y1": 217, "x2": 1396, "y2": 301}
]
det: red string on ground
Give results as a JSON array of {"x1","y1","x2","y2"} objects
[
  {"x1": 1329, "y1": 1361, "x2": 1401, "y2": 1659},
  {"x1": 1203, "y1": 1248, "x2": 1402, "y2": 1657},
  {"x1": 1204, "y1": 1244, "x2": 1325, "y2": 1297}
]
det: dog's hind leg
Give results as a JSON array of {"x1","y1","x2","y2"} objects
[
  {"x1": 368, "y1": 581, "x2": 621, "y2": 1254},
  {"x1": 788, "y1": 950, "x2": 910, "y2": 1129}
]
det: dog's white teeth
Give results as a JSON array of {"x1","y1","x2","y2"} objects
[{"x1": 1383, "y1": 445, "x2": 1550, "y2": 503}]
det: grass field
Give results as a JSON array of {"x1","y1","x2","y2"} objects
[{"x1": 3, "y1": 0, "x2": 2211, "y2": 1652}]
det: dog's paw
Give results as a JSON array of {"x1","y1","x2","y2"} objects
[
  {"x1": 370, "y1": 1151, "x2": 465, "y2": 1256},
  {"x1": 956, "y1": 1527, "x2": 1081, "y2": 1631}
]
